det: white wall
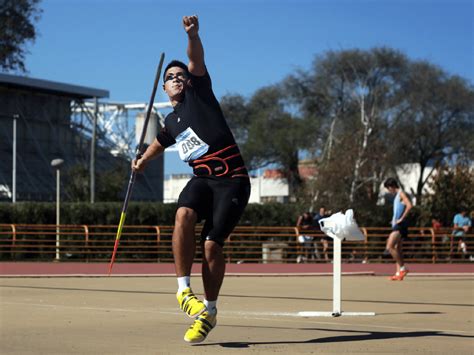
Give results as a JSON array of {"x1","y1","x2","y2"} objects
[
  {"x1": 378, "y1": 163, "x2": 436, "y2": 205},
  {"x1": 396, "y1": 163, "x2": 436, "y2": 197},
  {"x1": 248, "y1": 176, "x2": 288, "y2": 203},
  {"x1": 163, "y1": 174, "x2": 289, "y2": 204},
  {"x1": 163, "y1": 174, "x2": 193, "y2": 203}
]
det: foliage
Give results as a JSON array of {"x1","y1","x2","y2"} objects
[
  {"x1": 221, "y1": 85, "x2": 314, "y2": 196},
  {"x1": 63, "y1": 165, "x2": 90, "y2": 202},
  {"x1": 220, "y1": 94, "x2": 251, "y2": 146},
  {"x1": 0, "y1": 202, "x2": 177, "y2": 225},
  {"x1": 263, "y1": 47, "x2": 472, "y2": 212},
  {"x1": 424, "y1": 165, "x2": 474, "y2": 227},
  {"x1": 97, "y1": 165, "x2": 128, "y2": 201},
  {"x1": 240, "y1": 203, "x2": 301, "y2": 226},
  {"x1": 63, "y1": 163, "x2": 128, "y2": 202},
  {"x1": 389, "y1": 63, "x2": 474, "y2": 204},
  {"x1": 0, "y1": 201, "x2": 393, "y2": 227},
  {"x1": 0, "y1": 0, "x2": 42, "y2": 72},
  {"x1": 222, "y1": 47, "x2": 472, "y2": 223},
  {"x1": 285, "y1": 48, "x2": 410, "y2": 207}
]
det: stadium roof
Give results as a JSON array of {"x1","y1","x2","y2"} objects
[{"x1": 0, "y1": 73, "x2": 109, "y2": 99}]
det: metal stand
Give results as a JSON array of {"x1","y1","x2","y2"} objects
[{"x1": 298, "y1": 233, "x2": 375, "y2": 317}]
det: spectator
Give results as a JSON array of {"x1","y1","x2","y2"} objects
[
  {"x1": 432, "y1": 217, "x2": 450, "y2": 260},
  {"x1": 313, "y1": 207, "x2": 330, "y2": 262},
  {"x1": 451, "y1": 207, "x2": 472, "y2": 260},
  {"x1": 383, "y1": 178, "x2": 412, "y2": 281},
  {"x1": 296, "y1": 211, "x2": 316, "y2": 263},
  {"x1": 431, "y1": 218, "x2": 442, "y2": 231}
]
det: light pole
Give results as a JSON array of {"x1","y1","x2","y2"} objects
[
  {"x1": 51, "y1": 159, "x2": 64, "y2": 261},
  {"x1": 90, "y1": 97, "x2": 98, "y2": 203},
  {"x1": 12, "y1": 114, "x2": 19, "y2": 203}
]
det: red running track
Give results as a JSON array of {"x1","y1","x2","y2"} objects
[{"x1": 1, "y1": 262, "x2": 473, "y2": 276}]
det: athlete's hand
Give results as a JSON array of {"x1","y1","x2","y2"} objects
[
  {"x1": 131, "y1": 157, "x2": 147, "y2": 173},
  {"x1": 183, "y1": 15, "x2": 199, "y2": 37}
]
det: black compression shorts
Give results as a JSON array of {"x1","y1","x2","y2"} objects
[{"x1": 177, "y1": 175, "x2": 251, "y2": 246}]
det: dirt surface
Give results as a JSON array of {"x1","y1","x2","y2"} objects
[{"x1": 1, "y1": 275, "x2": 473, "y2": 354}]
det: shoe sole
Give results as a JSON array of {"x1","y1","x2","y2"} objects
[
  {"x1": 184, "y1": 337, "x2": 205, "y2": 344},
  {"x1": 184, "y1": 317, "x2": 216, "y2": 343},
  {"x1": 389, "y1": 274, "x2": 409, "y2": 281}
]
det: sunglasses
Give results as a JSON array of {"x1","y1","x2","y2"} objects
[{"x1": 164, "y1": 72, "x2": 188, "y2": 83}]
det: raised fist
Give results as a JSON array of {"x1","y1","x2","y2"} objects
[{"x1": 183, "y1": 15, "x2": 199, "y2": 37}]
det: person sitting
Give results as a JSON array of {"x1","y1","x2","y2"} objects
[
  {"x1": 296, "y1": 211, "x2": 316, "y2": 263},
  {"x1": 313, "y1": 207, "x2": 330, "y2": 262},
  {"x1": 451, "y1": 207, "x2": 472, "y2": 260}
]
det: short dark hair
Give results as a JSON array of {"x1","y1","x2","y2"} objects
[
  {"x1": 384, "y1": 177, "x2": 399, "y2": 189},
  {"x1": 163, "y1": 60, "x2": 189, "y2": 80}
]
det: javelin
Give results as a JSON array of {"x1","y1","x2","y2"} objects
[{"x1": 108, "y1": 52, "x2": 166, "y2": 275}]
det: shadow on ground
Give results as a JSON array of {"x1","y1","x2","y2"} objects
[{"x1": 196, "y1": 327, "x2": 473, "y2": 348}]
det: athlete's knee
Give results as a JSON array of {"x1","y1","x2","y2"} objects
[
  {"x1": 175, "y1": 207, "x2": 197, "y2": 226},
  {"x1": 386, "y1": 240, "x2": 397, "y2": 251},
  {"x1": 203, "y1": 239, "x2": 224, "y2": 260},
  {"x1": 386, "y1": 240, "x2": 394, "y2": 250}
]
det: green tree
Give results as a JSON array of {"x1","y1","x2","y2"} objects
[
  {"x1": 286, "y1": 47, "x2": 408, "y2": 208},
  {"x1": 64, "y1": 164, "x2": 127, "y2": 202},
  {"x1": 389, "y1": 62, "x2": 474, "y2": 204},
  {"x1": 96, "y1": 165, "x2": 127, "y2": 202},
  {"x1": 425, "y1": 165, "x2": 474, "y2": 226},
  {"x1": 220, "y1": 94, "x2": 251, "y2": 146},
  {"x1": 223, "y1": 47, "x2": 473, "y2": 213},
  {"x1": 64, "y1": 165, "x2": 89, "y2": 202},
  {"x1": 222, "y1": 85, "x2": 313, "y2": 196},
  {"x1": 0, "y1": 0, "x2": 42, "y2": 72}
]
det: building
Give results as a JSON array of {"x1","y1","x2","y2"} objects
[{"x1": 0, "y1": 73, "x2": 164, "y2": 202}]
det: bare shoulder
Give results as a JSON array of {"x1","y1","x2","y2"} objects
[
  {"x1": 400, "y1": 190, "x2": 412, "y2": 205},
  {"x1": 399, "y1": 190, "x2": 408, "y2": 198}
]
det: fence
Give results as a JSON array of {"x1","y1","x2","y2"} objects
[{"x1": 0, "y1": 224, "x2": 472, "y2": 263}]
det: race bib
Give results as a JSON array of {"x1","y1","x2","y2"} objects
[{"x1": 175, "y1": 127, "x2": 209, "y2": 162}]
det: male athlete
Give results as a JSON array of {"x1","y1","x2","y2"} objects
[
  {"x1": 132, "y1": 15, "x2": 250, "y2": 343},
  {"x1": 384, "y1": 178, "x2": 412, "y2": 281}
]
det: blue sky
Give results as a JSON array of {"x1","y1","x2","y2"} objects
[{"x1": 24, "y1": 0, "x2": 474, "y2": 174}]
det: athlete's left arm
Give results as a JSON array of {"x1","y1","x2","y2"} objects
[
  {"x1": 397, "y1": 191, "x2": 413, "y2": 223},
  {"x1": 183, "y1": 15, "x2": 206, "y2": 76}
]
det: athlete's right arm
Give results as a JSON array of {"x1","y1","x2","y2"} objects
[
  {"x1": 183, "y1": 15, "x2": 205, "y2": 76},
  {"x1": 132, "y1": 138, "x2": 165, "y2": 173}
]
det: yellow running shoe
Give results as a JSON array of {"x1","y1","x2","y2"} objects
[
  {"x1": 176, "y1": 287, "x2": 206, "y2": 318},
  {"x1": 184, "y1": 311, "x2": 217, "y2": 344}
]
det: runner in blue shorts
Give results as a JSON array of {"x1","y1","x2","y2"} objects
[{"x1": 383, "y1": 178, "x2": 412, "y2": 281}]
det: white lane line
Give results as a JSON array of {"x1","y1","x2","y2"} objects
[{"x1": 3, "y1": 301, "x2": 473, "y2": 335}]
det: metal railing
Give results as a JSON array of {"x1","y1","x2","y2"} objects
[{"x1": 0, "y1": 224, "x2": 472, "y2": 263}]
